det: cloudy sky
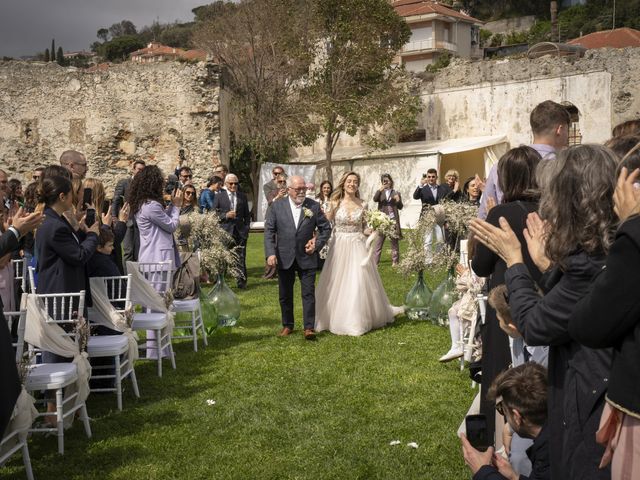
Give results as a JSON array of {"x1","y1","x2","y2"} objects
[{"x1": 1, "y1": 0, "x2": 210, "y2": 58}]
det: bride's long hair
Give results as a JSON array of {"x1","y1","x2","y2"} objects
[{"x1": 330, "y1": 171, "x2": 361, "y2": 205}]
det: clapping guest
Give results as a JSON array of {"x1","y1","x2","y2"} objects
[
  {"x1": 443, "y1": 169, "x2": 461, "y2": 201},
  {"x1": 470, "y1": 144, "x2": 617, "y2": 480},
  {"x1": 461, "y1": 177, "x2": 481, "y2": 206},
  {"x1": 471, "y1": 146, "x2": 543, "y2": 450},
  {"x1": 372, "y1": 173, "x2": 402, "y2": 266}
]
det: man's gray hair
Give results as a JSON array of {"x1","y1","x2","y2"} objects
[
  {"x1": 224, "y1": 173, "x2": 238, "y2": 183},
  {"x1": 287, "y1": 175, "x2": 305, "y2": 187}
]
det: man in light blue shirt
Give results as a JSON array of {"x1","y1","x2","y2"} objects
[{"x1": 478, "y1": 101, "x2": 571, "y2": 219}]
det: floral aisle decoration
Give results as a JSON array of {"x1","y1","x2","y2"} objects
[
  {"x1": 187, "y1": 212, "x2": 242, "y2": 327},
  {"x1": 361, "y1": 209, "x2": 399, "y2": 266},
  {"x1": 396, "y1": 201, "x2": 479, "y2": 323}
]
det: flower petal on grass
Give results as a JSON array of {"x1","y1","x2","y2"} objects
[
  {"x1": 407, "y1": 442, "x2": 419, "y2": 449},
  {"x1": 206, "y1": 399, "x2": 216, "y2": 406},
  {"x1": 389, "y1": 440, "x2": 401, "y2": 446}
]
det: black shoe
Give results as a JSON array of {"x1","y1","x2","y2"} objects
[{"x1": 237, "y1": 282, "x2": 247, "y2": 290}]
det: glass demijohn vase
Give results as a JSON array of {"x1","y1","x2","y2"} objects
[
  {"x1": 405, "y1": 270, "x2": 432, "y2": 321},
  {"x1": 207, "y1": 274, "x2": 241, "y2": 327},
  {"x1": 429, "y1": 269, "x2": 456, "y2": 327}
]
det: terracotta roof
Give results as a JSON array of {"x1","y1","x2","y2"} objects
[
  {"x1": 129, "y1": 42, "x2": 185, "y2": 57},
  {"x1": 392, "y1": 0, "x2": 482, "y2": 24},
  {"x1": 181, "y1": 49, "x2": 207, "y2": 61},
  {"x1": 567, "y1": 27, "x2": 640, "y2": 49}
]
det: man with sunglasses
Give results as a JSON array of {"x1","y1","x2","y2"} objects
[
  {"x1": 460, "y1": 362, "x2": 550, "y2": 480},
  {"x1": 213, "y1": 174, "x2": 251, "y2": 289}
]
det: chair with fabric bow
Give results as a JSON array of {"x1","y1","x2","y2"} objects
[
  {"x1": 23, "y1": 291, "x2": 92, "y2": 454},
  {"x1": 87, "y1": 275, "x2": 140, "y2": 410},
  {"x1": 1, "y1": 301, "x2": 35, "y2": 479},
  {"x1": 127, "y1": 261, "x2": 176, "y2": 377}
]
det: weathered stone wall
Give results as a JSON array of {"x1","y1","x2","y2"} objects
[
  {"x1": 0, "y1": 61, "x2": 226, "y2": 193},
  {"x1": 419, "y1": 47, "x2": 640, "y2": 146}
]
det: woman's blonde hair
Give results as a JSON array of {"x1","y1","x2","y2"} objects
[
  {"x1": 330, "y1": 171, "x2": 361, "y2": 204},
  {"x1": 83, "y1": 178, "x2": 106, "y2": 222}
]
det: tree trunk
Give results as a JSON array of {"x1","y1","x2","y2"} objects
[
  {"x1": 324, "y1": 132, "x2": 334, "y2": 184},
  {"x1": 550, "y1": 1, "x2": 558, "y2": 42},
  {"x1": 249, "y1": 150, "x2": 260, "y2": 219}
]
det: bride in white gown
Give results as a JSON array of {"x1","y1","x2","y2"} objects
[{"x1": 315, "y1": 171, "x2": 403, "y2": 336}]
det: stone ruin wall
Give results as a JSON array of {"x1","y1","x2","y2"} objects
[
  {"x1": 419, "y1": 47, "x2": 640, "y2": 147},
  {"x1": 0, "y1": 61, "x2": 226, "y2": 194}
]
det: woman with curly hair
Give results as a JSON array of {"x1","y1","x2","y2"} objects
[
  {"x1": 128, "y1": 165, "x2": 183, "y2": 270},
  {"x1": 470, "y1": 144, "x2": 616, "y2": 480},
  {"x1": 314, "y1": 171, "x2": 402, "y2": 336}
]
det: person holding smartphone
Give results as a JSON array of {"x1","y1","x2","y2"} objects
[
  {"x1": 372, "y1": 173, "x2": 402, "y2": 265},
  {"x1": 460, "y1": 363, "x2": 550, "y2": 480}
]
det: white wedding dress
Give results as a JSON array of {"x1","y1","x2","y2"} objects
[{"x1": 315, "y1": 203, "x2": 403, "y2": 336}]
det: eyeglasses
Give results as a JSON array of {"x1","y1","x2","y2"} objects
[
  {"x1": 288, "y1": 187, "x2": 307, "y2": 192},
  {"x1": 184, "y1": 191, "x2": 195, "y2": 196},
  {"x1": 227, "y1": 182, "x2": 238, "y2": 185},
  {"x1": 274, "y1": 171, "x2": 284, "y2": 175},
  {"x1": 32, "y1": 175, "x2": 41, "y2": 180}
]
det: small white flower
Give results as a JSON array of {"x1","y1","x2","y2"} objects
[
  {"x1": 206, "y1": 399, "x2": 216, "y2": 406},
  {"x1": 303, "y1": 207, "x2": 313, "y2": 218},
  {"x1": 407, "y1": 442, "x2": 419, "y2": 449},
  {"x1": 398, "y1": 342, "x2": 406, "y2": 345},
  {"x1": 389, "y1": 440, "x2": 401, "y2": 446}
]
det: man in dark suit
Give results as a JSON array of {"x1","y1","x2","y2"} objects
[
  {"x1": 264, "y1": 175, "x2": 332, "y2": 340},
  {"x1": 213, "y1": 173, "x2": 251, "y2": 289},
  {"x1": 0, "y1": 209, "x2": 43, "y2": 437},
  {"x1": 413, "y1": 168, "x2": 451, "y2": 213},
  {"x1": 112, "y1": 160, "x2": 145, "y2": 266}
]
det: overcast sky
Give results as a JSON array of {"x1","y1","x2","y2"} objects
[{"x1": 1, "y1": 0, "x2": 210, "y2": 58}]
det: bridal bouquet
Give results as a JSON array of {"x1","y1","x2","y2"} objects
[
  {"x1": 361, "y1": 210, "x2": 398, "y2": 266},
  {"x1": 365, "y1": 210, "x2": 398, "y2": 239}
]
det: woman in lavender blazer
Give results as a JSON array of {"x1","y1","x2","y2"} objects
[{"x1": 128, "y1": 165, "x2": 183, "y2": 271}]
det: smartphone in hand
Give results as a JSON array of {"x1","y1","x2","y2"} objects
[
  {"x1": 83, "y1": 188, "x2": 93, "y2": 208},
  {"x1": 85, "y1": 208, "x2": 96, "y2": 227},
  {"x1": 465, "y1": 414, "x2": 491, "y2": 452}
]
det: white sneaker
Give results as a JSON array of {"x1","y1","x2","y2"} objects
[{"x1": 439, "y1": 349, "x2": 463, "y2": 362}]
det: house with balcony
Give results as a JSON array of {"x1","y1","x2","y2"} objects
[{"x1": 392, "y1": 0, "x2": 483, "y2": 72}]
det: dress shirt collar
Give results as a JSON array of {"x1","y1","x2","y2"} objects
[{"x1": 288, "y1": 196, "x2": 303, "y2": 210}]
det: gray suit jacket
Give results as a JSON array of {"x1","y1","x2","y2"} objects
[{"x1": 264, "y1": 197, "x2": 331, "y2": 270}]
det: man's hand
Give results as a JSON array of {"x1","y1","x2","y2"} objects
[
  {"x1": 460, "y1": 433, "x2": 494, "y2": 474},
  {"x1": 87, "y1": 220, "x2": 101, "y2": 236},
  {"x1": 267, "y1": 255, "x2": 277, "y2": 267},
  {"x1": 420, "y1": 177, "x2": 428, "y2": 186},
  {"x1": 305, "y1": 238, "x2": 316, "y2": 255},
  {"x1": 11, "y1": 208, "x2": 44, "y2": 236},
  {"x1": 226, "y1": 210, "x2": 237, "y2": 219},
  {"x1": 493, "y1": 452, "x2": 519, "y2": 480},
  {"x1": 118, "y1": 203, "x2": 131, "y2": 223}
]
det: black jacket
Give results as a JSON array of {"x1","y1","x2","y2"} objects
[
  {"x1": 505, "y1": 252, "x2": 611, "y2": 480},
  {"x1": 0, "y1": 229, "x2": 21, "y2": 437},
  {"x1": 570, "y1": 216, "x2": 640, "y2": 418},
  {"x1": 212, "y1": 190, "x2": 251, "y2": 241},
  {"x1": 35, "y1": 207, "x2": 98, "y2": 296},
  {"x1": 412, "y1": 183, "x2": 451, "y2": 212},
  {"x1": 473, "y1": 423, "x2": 550, "y2": 480}
]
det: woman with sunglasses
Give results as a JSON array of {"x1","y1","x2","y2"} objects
[{"x1": 176, "y1": 185, "x2": 198, "y2": 252}]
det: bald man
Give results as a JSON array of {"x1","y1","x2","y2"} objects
[{"x1": 60, "y1": 150, "x2": 88, "y2": 180}]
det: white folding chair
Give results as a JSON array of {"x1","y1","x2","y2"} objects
[
  {"x1": 1, "y1": 304, "x2": 34, "y2": 480},
  {"x1": 12, "y1": 258, "x2": 27, "y2": 293},
  {"x1": 87, "y1": 275, "x2": 140, "y2": 411},
  {"x1": 172, "y1": 253, "x2": 207, "y2": 352},
  {"x1": 131, "y1": 262, "x2": 176, "y2": 377},
  {"x1": 25, "y1": 291, "x2": 92, "y2": 454},
  {"x1": 27, "y1": 266, "x2": 36, "y2": 294}
]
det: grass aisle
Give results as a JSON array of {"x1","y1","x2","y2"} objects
[{"x1": 4, "y1": 234, "x2": 473, "y2": 479}]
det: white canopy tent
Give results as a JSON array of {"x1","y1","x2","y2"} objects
[{"x1": 261, "y1": 135, "x2": 508, "y2": 227}]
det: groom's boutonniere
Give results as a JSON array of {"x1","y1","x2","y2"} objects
[{"x1": 303, "y1": 207, "x2": 313, "y2": 219}]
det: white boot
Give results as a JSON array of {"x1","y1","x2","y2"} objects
[{"x1": 439, "y1": 305, "x2": 463, "y2": 362}]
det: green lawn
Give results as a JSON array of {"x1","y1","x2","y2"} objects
[{"x1": 3, "y1": 234, "x2": 474, "y2": 479}]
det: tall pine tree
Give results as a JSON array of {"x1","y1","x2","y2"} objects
[
  {"x1": 57, "y1": 47, "x2": 65, "y2": 66},
  {"x1": 51, "y1": 39, "x2": 55, "y2": 61},
  {"x1": 44, "y1": 48, "x2": 50, "y2": 62}
]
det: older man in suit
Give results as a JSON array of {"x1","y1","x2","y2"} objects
[
  {"x1": 264, "y1": 176, "x2": 331, "y2": 340},
  {"x1": 213, "y1": 173, "x2": 251, "y2": 289}
]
